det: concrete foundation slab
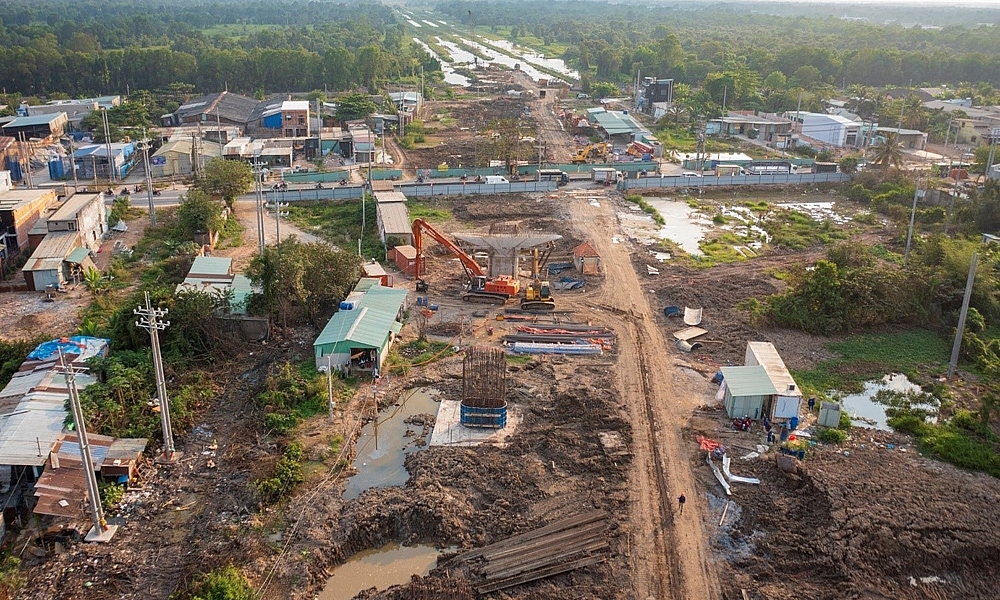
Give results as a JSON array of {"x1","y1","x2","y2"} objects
[
  {"x1": 430, "y1": 398, "x2": 520, "y2": 447},
  {"x1": 85, "y1": 523, "x2": 119, "y2": 543}
]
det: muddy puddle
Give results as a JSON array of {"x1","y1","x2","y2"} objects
[
  {"x1": 621, "y1": 198, "x2": 709, "y2": 255},
  {"x1": 343, "y1": 388, "x2": 440, "y2": 501},
  {"x1": 318, "y1": 543, "x2": 440, "y2": 600},
  {"x1": 839, "y1": 374, "x2": 937, "y2": 431}
]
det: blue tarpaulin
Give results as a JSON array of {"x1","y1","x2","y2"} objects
[{"x1": 27, "y1": 336, "x2": 110, "y2": 360}]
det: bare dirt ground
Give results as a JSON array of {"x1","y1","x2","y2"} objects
[{"x1": 0, "y1": 291, "x2": 89, "y2": 341}]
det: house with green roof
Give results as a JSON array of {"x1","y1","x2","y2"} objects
[
  {"x1": 719, "y1": 365, "x2": 778, "y2": 420},
  {"x1": 313, "y1": 282, "x2": 409, "y2": 375},
  {"x1": 175, "y1": 256, "x2": 254, "y2": 314}
]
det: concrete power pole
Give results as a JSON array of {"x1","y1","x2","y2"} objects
[
  {"x1": 948, "y1": 252, "x2": 979, "y2": 380},
  {"x1": 903, "y1": 181, "x2": 925, "y2": 267},
  {"x1": 252, "y1": 156, "x2": 266, "y2": 254},
  {"x1": 136, "y1": 138, "x2": 156, "y2": 226},
  {"x1": 60, "y1": 350, "x2": 117, "y2": 542},
  {"x1": 134, "y1": 292, "x2": 181, "y2": 462}
]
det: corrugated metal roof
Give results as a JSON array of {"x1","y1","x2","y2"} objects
[
  {"x1": 1, "y1": 114, "x2": 66, "y2": 127},
  {"x1": 25, "y1": 231, "x2": 79, "y2": 263},
  {"x1": 747, "y1": 342, "x2": 800, "y2": 396},
  {"x1": 49, "y1": 193, "x2": 102, "y2": 222},
  {"x1": 314, "y1": 284, "x2": 408, "y2": 350},
  {"x1": 66, "y1": 248, "x2": 90, "y2": 264},
  {"x1": 721, "y1": 365, "x2": 777, "y2": 398},
  {"x1": 0, "y1": 371, "x2": 46, "y2": 400},
  {"x1": 189, "y1": 256, "x2": 232, "y2": 277},
  {"x1": 374, "y1": 191, "x2": 407, "y2": 204},
  {"x1": 378, "y1": 202, "x2": 412, "y2": 236}
]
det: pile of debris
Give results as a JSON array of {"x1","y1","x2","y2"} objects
[
  {"x1": 504, "y1": 324, "x2": 615, "y2": 354},
  {"x1": 446, "y1": 510, "x2": 610, "y2": 594}
]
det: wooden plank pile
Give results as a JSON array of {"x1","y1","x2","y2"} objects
[{"x1": 448, "y1": 510, "x2": 609, "y2": 593}]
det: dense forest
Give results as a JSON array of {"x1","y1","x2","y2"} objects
[
  {"x1": 0, "y1": 1, "x2": 439, "y2": 96},
  {"x1": 435, "y1": 0, "x2": 1000, "y2": 91},
  {"x1": 1, "y1": 0, "x2": 999, "y2": 108}
]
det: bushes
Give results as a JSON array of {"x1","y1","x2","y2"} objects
[
  {"x1": 257, "y1": 362, "x2": 328, "y2": 436},
  {"x1": 254, "y1": 442, "x2": 304, "y2": 504},
  {"x1": 178, "y1": 565, "x2": 254, "y2": 600},
  {"x1": 816, "y1": 428, "x2": 847, "y2": 444}
]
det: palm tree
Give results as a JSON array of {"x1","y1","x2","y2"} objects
[{"x1": 868, "y1": 132, "x2": 904, "y2": 170}]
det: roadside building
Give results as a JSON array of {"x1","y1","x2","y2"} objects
[
  {"x1": 253, "y1": 99, "x2": 311, "y2": 138},
  {"x1": 873, "y1": 127, "x2": 928, "y2": 150},
  {"x1": 788, "y1": 112, "x2": 860, "y2": 147},
  {"x1": 636, "y1": 77, "x2": 674, "y2": 117},
  {"x1": 150, "y1": 137, "x2": 223, "y2": 178},
  {"x1": 1, "y1": 113, "x2": 68, "y2": 143},
  {"x1": 72, "y1": 143, "x2": 136, "y2": 180},
  {"x1": 0, "y1": 188, "x2": 58, "y2": 257},
  {"x1": 362, "y1": 261, "x2": 391, "y2": 287},
  {"x1": 313, "y1": 283, "x2": 408, "y2": 374},
  {"x1": 160, "y1": 91, "x2": 260, "y2": 130},
  {"x1": 46, "y1": 193, "x2": 106, "y2": 251},
  {"x1": 21, "y1": 231, "x2": 94, "y2": 290},
  {"x1": 585, "y1": 108, "x2": 650, "y2": 149},
  {"x1": 707, "y1": 113, "x2": 793, "y2": 144},
  {"x1": 348, "y1": 124, "x2": 376, "y2": 164}
]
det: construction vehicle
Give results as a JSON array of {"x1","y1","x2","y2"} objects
[
  {"x1": 412, "y1": 218, "x2": 520, "y2": 304},
  {"x1": 521, "y1": 247, "x2": 555, "y2": 311},
  {"x1": 571, "y1": 143, "x2": 610, "y2": 164}
]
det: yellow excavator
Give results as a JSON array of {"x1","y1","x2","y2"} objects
[
  {"x1": 521, "y1": 247, "x2": 555, "y2": 311},
  {"x1": 571, "y1": 143, "x2": 610, "y2": 164}
]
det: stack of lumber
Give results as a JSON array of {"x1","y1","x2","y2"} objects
[{"x1": 449, "y1": 510, "x2": 609, "y2": 593}]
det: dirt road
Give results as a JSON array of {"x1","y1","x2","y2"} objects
[
  {"x1": 564, "y1": 190, "x2": 721, "y2": 599},
  {"x1": 520, "y1": 75, "x2": 575, "y2": 164}
]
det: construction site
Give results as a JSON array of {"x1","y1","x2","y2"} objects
[{"x1": 7, "y1": 51, "x2": 1000, "y2": 600}]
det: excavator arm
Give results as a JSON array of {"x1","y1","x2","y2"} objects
[{"x1": 412, "y1": 218, "x2": 486, "y2": 282}]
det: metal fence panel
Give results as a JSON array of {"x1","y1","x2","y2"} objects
[{"x1": 621, "y1": 172, "x2": 850, "y2": 190}]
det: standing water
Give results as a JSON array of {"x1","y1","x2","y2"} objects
[
  {"x1": 318, "y1": 543, "x2": 440, "y2": 600},
  {"x1": 342, "y1": 388, "x2": 440, "y2": 501},
  {"x1": 839, "y1": 373, "x2": 936, "y2": 431}
]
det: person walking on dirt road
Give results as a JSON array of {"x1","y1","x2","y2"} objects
[{"x1": 678, "y1": 493, "x2": 686, "y2": 514}]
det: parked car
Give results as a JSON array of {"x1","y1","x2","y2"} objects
[{"x1": 681, "y1": 171, "x2": 703, "y2": 178}]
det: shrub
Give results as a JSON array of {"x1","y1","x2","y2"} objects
[
  {"x1": 254, "y1": 442, "x2": 304, "y2": 504},
  {"x1": 816, "y1": 428, "x2": 847, "y2": 444},
  {"x1": 180, "y1": 565, "x2": 254, "y2": 600}
]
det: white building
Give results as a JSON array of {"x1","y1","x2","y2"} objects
[{"x1": 789, "y1": 112, "x2": 861, "y2": 147}]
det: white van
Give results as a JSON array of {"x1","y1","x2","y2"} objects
[{"x1": 484, "y1": 175, "x2": 509, "y2": 184}]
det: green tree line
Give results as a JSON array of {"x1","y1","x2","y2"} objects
[{"x1": 0, "y1": 0, "x2": 439, "y2": 95}]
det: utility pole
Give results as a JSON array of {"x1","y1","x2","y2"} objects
[
  {"x1": 252, "y1": 156, "x2": 265, "y2": 254},
  {"x1": 948, "y1": 252, "x2": 979, "y2": 380},
  {"x1": 904, "y1": 181, "x2": 924, "y2": 267},
  {"x1": 327, "y1": 356, "x2": 335, "y2": 422},
  {"x1": 986, "y1": 127, "x2": 1000, "y2": 177},
  {"x1": 536, "y1": 139, "x2": 545, "y2": 170},
  {"x1": 101, "y1": 108, "x2": 116, "y2": 183},
  {"x1": 134, "y1": 292, "x2": 181, "y2": 463},
  {"x1": 59, "y1": 350, "x2": 117, "y2": 542},
  {"x1": 136, "y1": 138, "x2": 156, "y2": 226},
  {"x1": 68, "y1": 140, "x2": 79, "y2": 192}
]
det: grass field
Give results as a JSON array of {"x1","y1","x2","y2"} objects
[{"x1": 792, "y1": 329, "x2": 951, "y2": 396}]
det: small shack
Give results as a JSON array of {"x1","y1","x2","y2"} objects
[
  {"x1": 175, "y1": 256, "x2": 254, "y2": 314},
  {"x1": 572, "y1": 241, "x2": 602, "y2": 275},
  {"x1": 719, "y1": 365, "x2": 777, "y2": 420},
  {"x1": 313, "y1": 283, "x2": 408, "y2": 374},
  {"x1": 744, "y1": 341, "x2": 802, "y2": 422},
  {"x1": 362, "y1": 261, "x2": 391, "y2": 287},
  {"x1": 388, "y1": 244, "x2": 417, "y2": 275}
]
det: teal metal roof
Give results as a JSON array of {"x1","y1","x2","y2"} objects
[
  {"x1": 2, "y1": 114, "x2": 65, "y2": 127},
  {"x1": 314, "y1": 284, "x2": 408, "y2": 351},
  {"x1": 721, "y1": 366, "x2": 778, "y2": 397},
  {"x1": 66, "y1": 248, "x2": 91, "y2": 264},
  {"x1": 189, "y1": 256, "x2": 232, "y2": 277}
]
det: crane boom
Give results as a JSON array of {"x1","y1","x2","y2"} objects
[{"x1": 412, "y1": 218, "x2": 486, "y2": 279}]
